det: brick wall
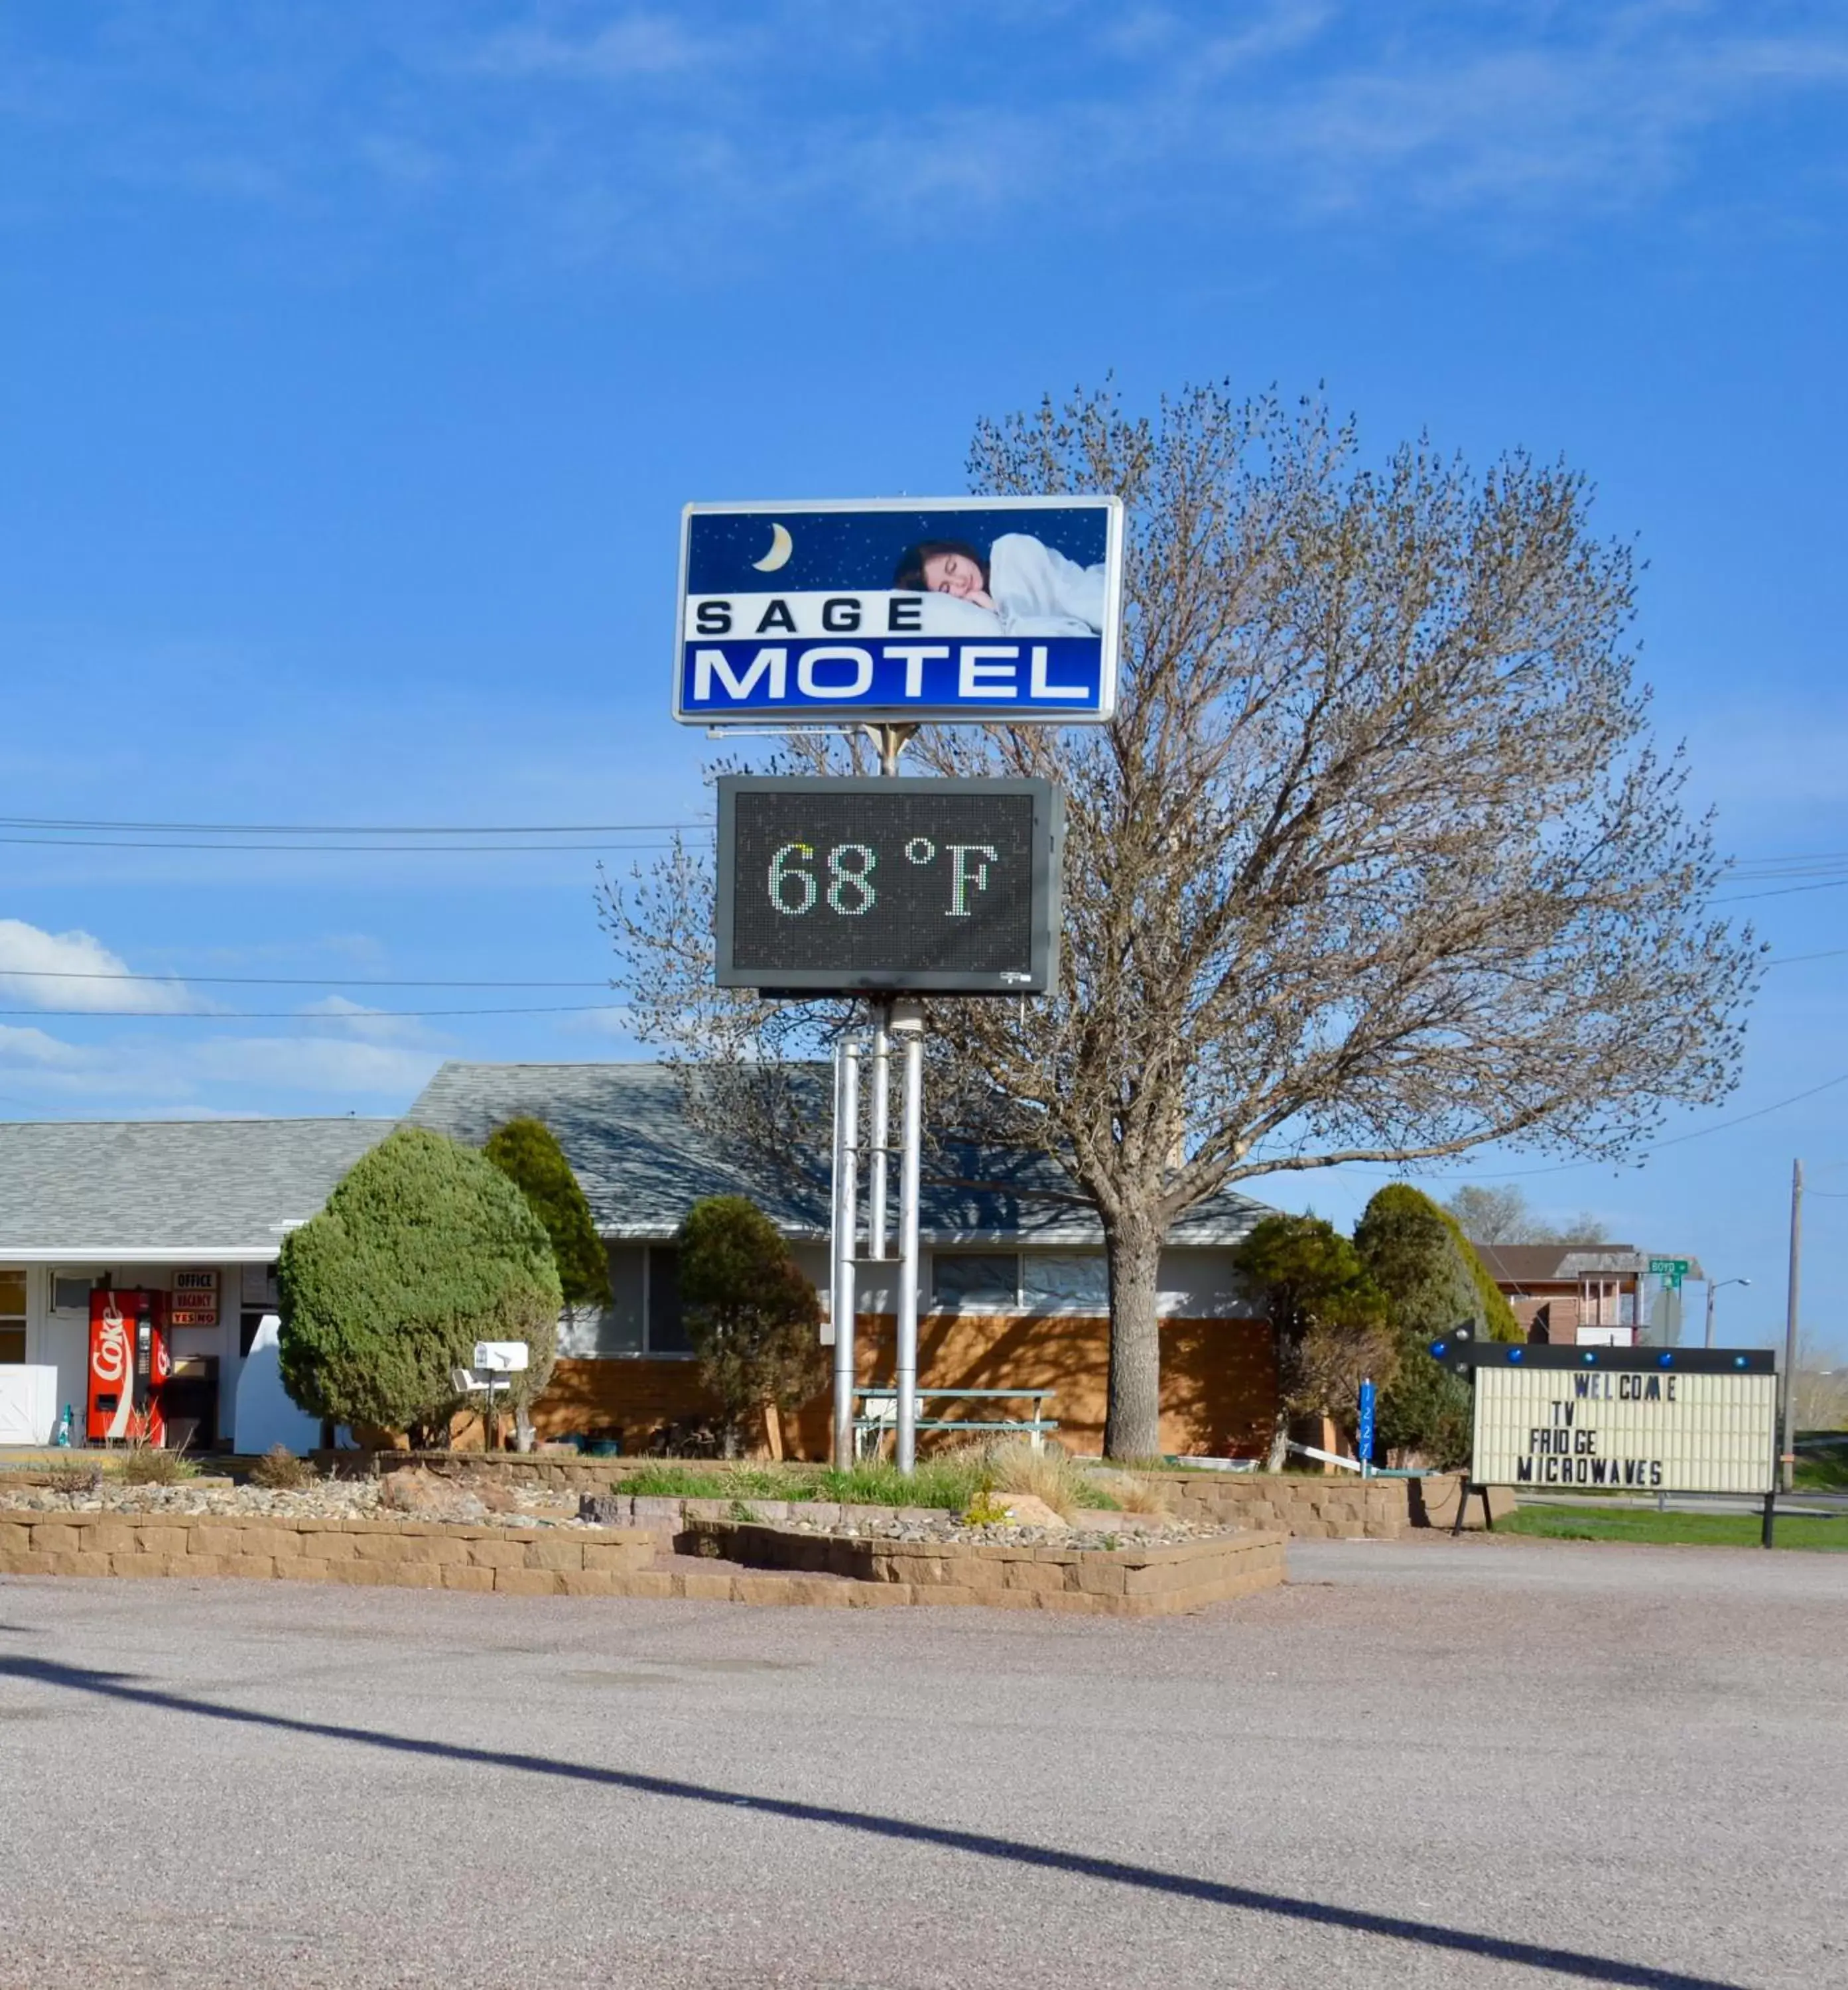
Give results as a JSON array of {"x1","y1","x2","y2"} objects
[
  {"x1": 1506, "y1": 1287, "x2": 1581, "y2": 1343},
  {"x1": 527, "y1": 1313, "x2": 1278, "y2": 1461}
]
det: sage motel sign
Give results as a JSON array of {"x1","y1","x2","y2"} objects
[
  {"x1": 714, "y1": 776, "x2": 1064, "y2": 994},
  {"x1": 672, "y1": 497, "x2": 1124, "y2": 724}
]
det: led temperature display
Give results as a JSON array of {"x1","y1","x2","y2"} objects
[{"x1": 714, "y1": 777, "x2": 1063, "y2": 994}]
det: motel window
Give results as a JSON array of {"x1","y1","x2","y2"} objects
[
  {"x1": 647, "y1": 1247, "x2": 691, "y2": 1354},
  {"x1": 0, "y1": 1270, "x2": 25, "y2": 1364},
  {"x1": 592, "y1": 1245, "x2": 693, "y2": 1358},
  {"x1": 1021, "y1": 1254, "x2": 1110, "y2": 1311},
  {"x1": 933, "y1": 1251, "x2": 1112, "y2": 1313},
  {"x1": 932, "y1": 1254, "x2": 1021, "y2": 1310},
  {"x1": 50, "y1": 1274, "x2": 96, "y2": 1315}
]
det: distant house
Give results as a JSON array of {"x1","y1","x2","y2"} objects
[
  {"x1": 405, "y1": 1061, "x2": 1282, "y2": 1457},
  {"x1": 1468, "y1": 1243, "x2": 1705, "y2": 1347}
]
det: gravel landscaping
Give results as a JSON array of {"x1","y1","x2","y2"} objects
[
  {"x1": 0, "y1": 1471, "x2": 1228, "y2": 1552},
  {"x1": 0, "y1": 1473, "x2": 582, "y2": 1528},
  {"x1": 768, "y1": 1509, "x2": 1228, "y2": 1550}
]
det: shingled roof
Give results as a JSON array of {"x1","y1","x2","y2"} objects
[
  {"x1": 0, "y1": 1118, "x2": 394, "y2": 1260},
  {"x1": 404, "y1": 1061, "x2": 1274, "y2": 1248}
]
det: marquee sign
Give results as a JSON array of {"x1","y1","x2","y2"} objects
[
  {"x1": 714, "y1": 775, "x2": 1063, "y2": 994},
  {"x1": 673, "y1": 498, "x2": 1123, "y2": 725},
  {"x1": 1432, "y1": 1338, "x2": 1778, "y2": 1496}
]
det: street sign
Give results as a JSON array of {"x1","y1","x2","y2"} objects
[
  {"x1": 714, "y1": 775, "x2": 1064, "y2": 994},
  {"x1": 1648, "y1": 1256, "x2": 1690, "y2": 1288},
  {"x1": 673, "y1": 497, "x2": 1123, "y2": 726}
]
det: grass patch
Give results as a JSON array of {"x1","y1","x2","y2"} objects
[
  {"x1": 619, "y1": 1444, "x2": 1131, "y2": 1516},
  {"x1": 622, "y1": 1463, "x2": 813, "y2": 1500},
  {"x1": 1794, "y1": 1449, "x2": 1848, "y2": 1492},
  {"x1": 1501, "y1": 1502, "x2": 1848, "y2": 1552}
]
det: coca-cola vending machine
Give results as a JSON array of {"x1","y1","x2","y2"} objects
[{"x1": 87, "y1": 1290, "x2": 170, "y2": 1445}]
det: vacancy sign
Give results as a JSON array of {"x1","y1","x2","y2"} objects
[
  {"x1": 1470, "y1": 1350, "x2": 1777, "y2": 1495},
  {"x1": 673, "y1": 497, "x2": 1124, "y2": 725}
]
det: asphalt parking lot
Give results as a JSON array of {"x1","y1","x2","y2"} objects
[{"x1": 2, "y1": 1537, "x2": 1843, "y2": 1990}]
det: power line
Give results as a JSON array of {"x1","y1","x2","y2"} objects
[
  {"x1": 0, "y1": 970, "x2": 615, "y2": 988},
  {"x1": 1332, "y1": 1069, "x2": 1848, "y2": 1183},
  {"x1": 0, "y1": 816, "x2": 706, "y2": 834},
  {"x1": 1712, "y1": 879, "x2": 1848, "y2": 905},
  {"x1": 0, "y1": 836, "x2": 685, "y2": 853},
  {"x1": 0, "y1": 1004, "x2": 629, "y2": 1020}
]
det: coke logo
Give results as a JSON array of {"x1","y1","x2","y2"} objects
[{"x1": 92, "y1": 1309, "x2": 129, "y2": 1385}]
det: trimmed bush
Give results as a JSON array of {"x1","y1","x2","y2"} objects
[
  {"x1": 278, "y1": 1126, "x2": 562, "y2": 1446},
  {"x1": 1232, "y1": 1215, "x2": 1392, "y2": 1449},
  {"x1": 677, "y1": 1195, "x2": 825, "y2": 1459},
  {"x1": 1431, "y1": 1201, "x2": 1524, "y2": 1341},
  {"x1": 1352, "y1": 1185, "x2": 1478, "y2": 1468},
  {"x1": 482, "y1": 1116, "x2": 612, "y2": 1310}
]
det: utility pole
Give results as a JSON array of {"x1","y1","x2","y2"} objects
[{"x1": 1782, "y1": 1158, "x2": 1803, "y2": 1495}]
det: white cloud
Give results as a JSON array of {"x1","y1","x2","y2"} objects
[
  {"x1": 298, "y1": 993, "x2": 429, "y2": 1043},
  {"x1": 0, "y1": 920, "x2": 197, "y2": 1014},
  {"x1": 9, "y1": 2, "x2": 1848, "y2": 267},
  {"x1": 0, "y1": 1022, "x2": 436, "y2": 1103},
  {"x1": 563, "y1": 1002, "x2": 637, "y2": 1040},
  {"x1": 0, "y1": 1022, "x2": 94, "y2": 1069},
  {"x1": 184, "y1": 1033, "x2": 440, "y2": 1094},
  {"x1": 470, "y1": 12, "x2": 722, "y2": 83}
]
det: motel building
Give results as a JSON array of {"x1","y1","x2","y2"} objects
[
  {"x1": 0, "y1": 1119, "x2": 391, "y2": 1450},
  {"x1": 0, "y1": 1063, "x2": 1280, "y2": 1459}
]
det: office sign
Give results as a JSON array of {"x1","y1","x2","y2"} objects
[
  {"x1": 674, "y1": 498, "x2": 1123, "y2": 725},
  {"x1": 715, "y1": 775, "x2": 1063, "y2": 994},
  {"x1": 1461, "y1": 1346, "x2": 1778, "y2": 1495}
]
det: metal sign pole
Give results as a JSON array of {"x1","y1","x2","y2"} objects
[
  {"x1": 1782, "y1": 1158, "x2": 1802, "y2": 1494},
  {"x1": 830, "y1": 1039, "x2": 861, "y2": 1470},
  {"x1": 868, "y1": 1007, "x2": 891, "y2": 1266},
  {"x1": 893, "y1": 1002, "x2": 924, "y2": 1475}
]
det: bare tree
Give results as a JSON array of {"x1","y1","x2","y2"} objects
[
  {"x1": 1443, "y1": 1183, "x2": 1611, "y2": 1246},
  {"x1": 608, "y1": 385, "x2": 1759, "y2": 1459},
  {"x1": 1792, "y1": 1334, "x2": 1848, "y2": 1435}
]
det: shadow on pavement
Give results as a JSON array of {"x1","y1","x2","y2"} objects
[{"x1": 0, "y1": 1649, "x2": 1742, "y2": 1990}]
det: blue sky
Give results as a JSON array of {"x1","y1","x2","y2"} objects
[{"x1": 2, "y1": 2, "x2": 1845, "y2": 1353}]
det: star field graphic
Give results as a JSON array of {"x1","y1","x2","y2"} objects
[{"x1": 685, "y1": 503, "x2": 1110, "y2": 594}]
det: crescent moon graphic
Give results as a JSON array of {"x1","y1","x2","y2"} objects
[{"x1": 752, "y1": 521, "x2": 793, "y2": 572}]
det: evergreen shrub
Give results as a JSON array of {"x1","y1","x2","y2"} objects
[
  {"x1": 278, "y1": 1126, "x2": 562, "y2": 1445},
  {"x1": 677, "y1": 1195, "x2": 825, "y2": 1457},
  {"x1": 1353, "y1": 1184, "x2": 1479, "y2": 1467},
  {"x1": 482, "y1": 1116, "x2": 612, "y2": 1309}
]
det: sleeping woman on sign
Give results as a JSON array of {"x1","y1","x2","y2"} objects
[{"x1": 892, "y1": 533, "x2": 1108, "y2": 636}]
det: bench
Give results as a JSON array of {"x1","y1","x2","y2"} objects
[{"x1": 853, "y1": 1388, "x2": 1058, "y2": 1460}]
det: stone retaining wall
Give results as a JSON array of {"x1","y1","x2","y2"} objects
[
  {"x1": 715, "y1": 1522, "x2": 1286, "y2": 1616},
  {"x1": 0, "y1": 1507, "x2": 1286, "y2": 1614},
  {"x1": 1139, "y1": 1473, "x2": 1412, "y2": 1538},
  {"x1": 0, "y1": 1512, "x2": 656, "y2": 1596},
  {"x1": 331, "y1": 1454, "x2": 1499, "y2": 1537},
  {"x1": 1136, "y1": 1471, "x2": 1511, "y2": 1536}
]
